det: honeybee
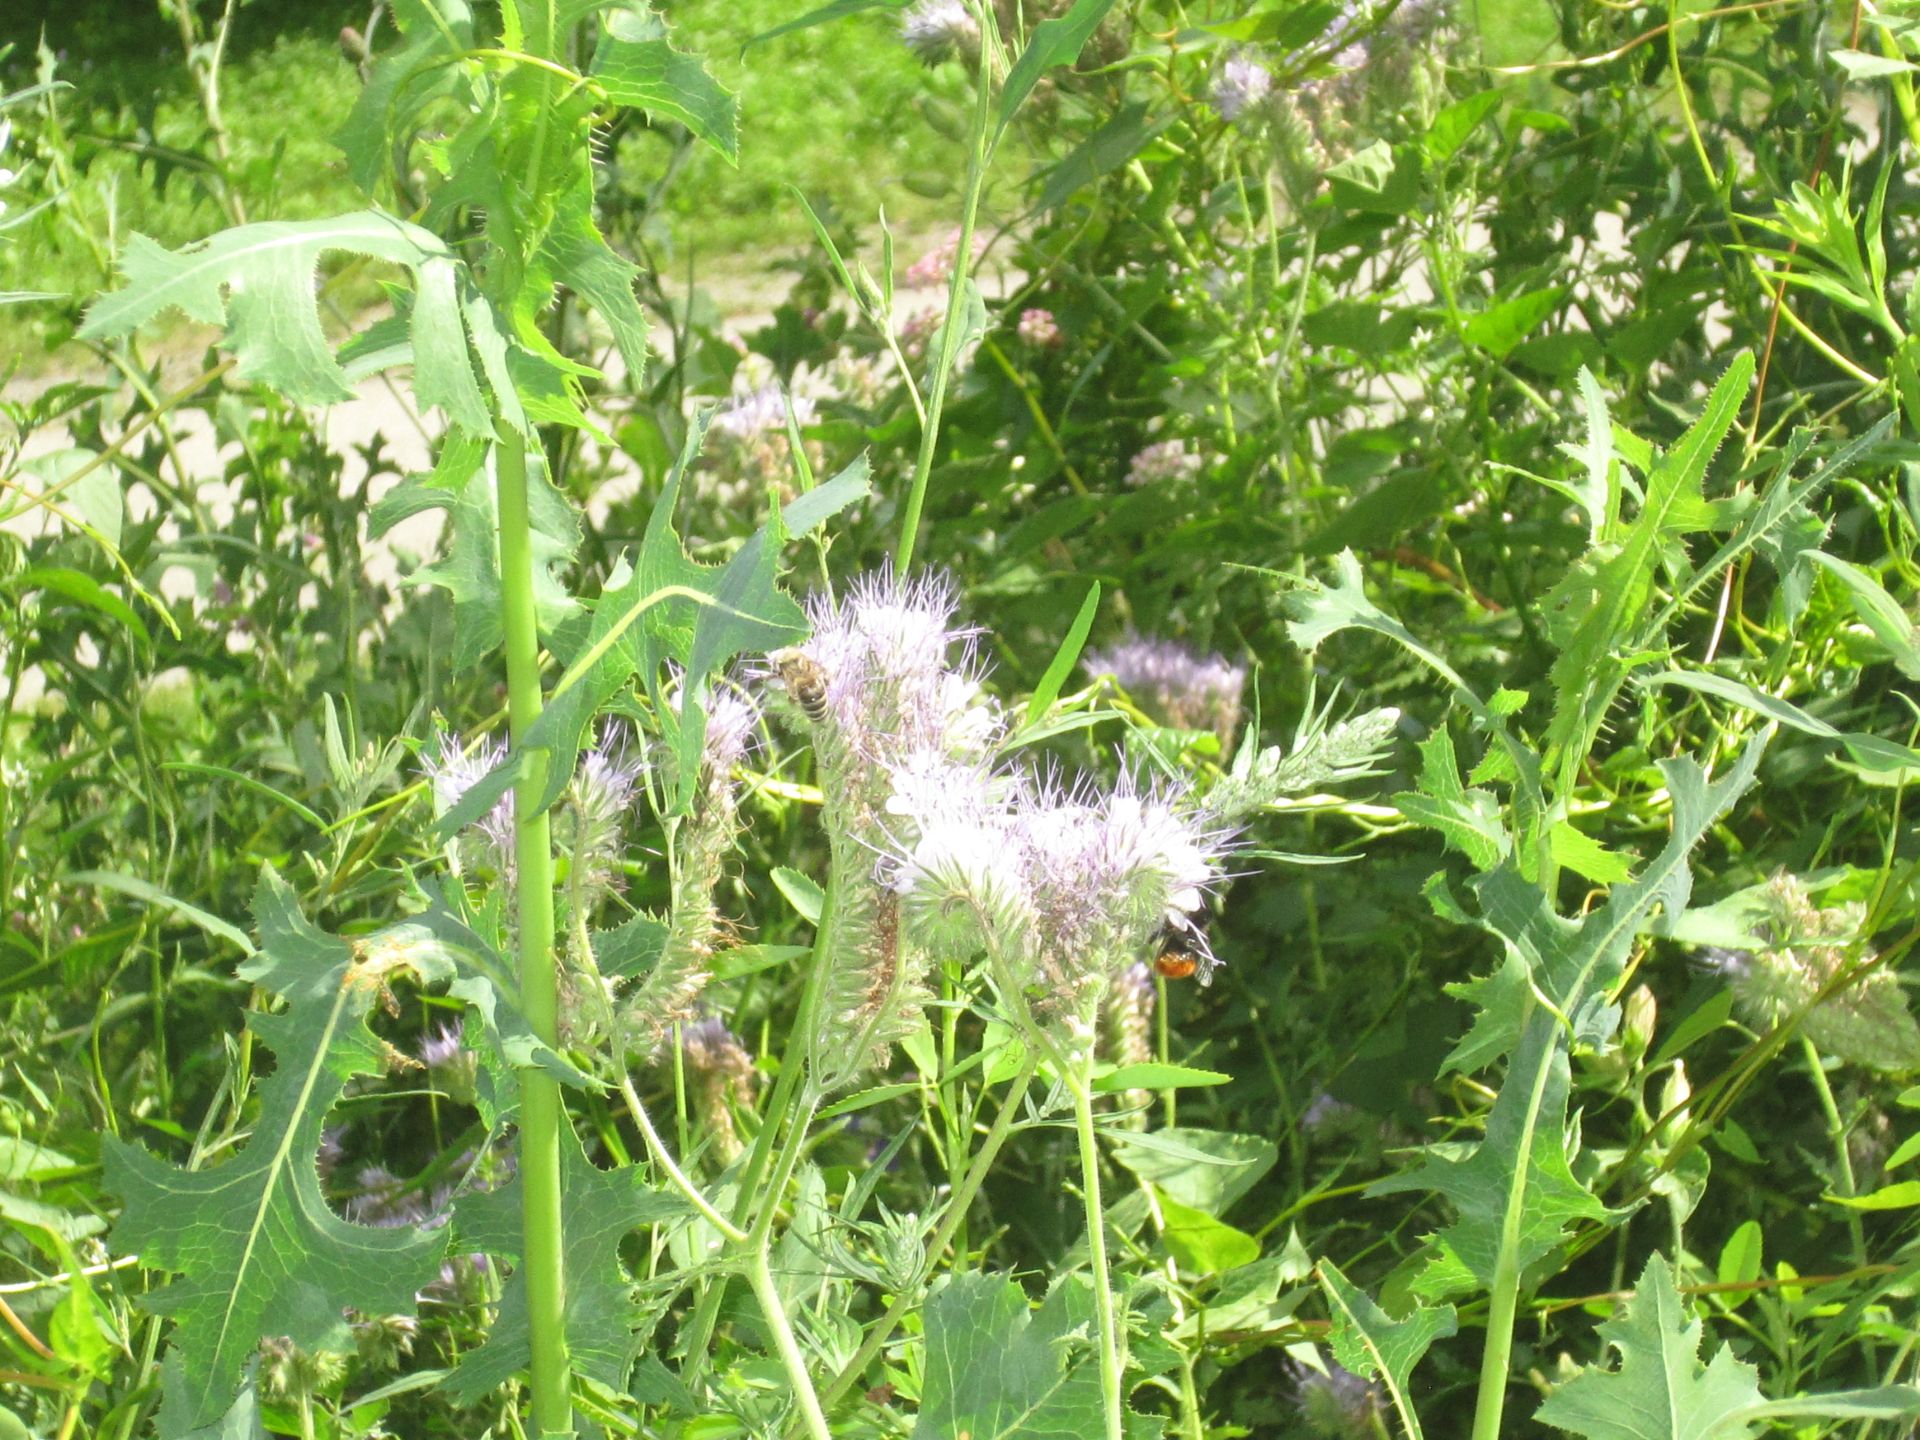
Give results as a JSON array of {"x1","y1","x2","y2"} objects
[{"x1": 771, "y1": 647, "x2": 830, "y2": 722}]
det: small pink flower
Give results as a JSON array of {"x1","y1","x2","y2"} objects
[{"x1": 1017, "y1": 308, "x2": 1062, "y2": 347}]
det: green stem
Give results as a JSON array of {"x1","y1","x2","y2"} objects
[
  {"x1": 1467, "y1": 1018, "x2": 1557, "y2": 1440},
  {"x1": 815, "y1": 1055, "x2": 1039, "y2": 1416},
  {"x1": 1802, "y1": 1038, "x2": 1869, "y2": 1271},
  {"x1": 747, "y1": 1245, "x2": 832, "y2": 1440},
  {"x1": 893, "y1": 24, "x2": 994, "y2": 575},
  {"x1": 1070, "y1": 1067, "x2": 1125, "y2": 1440},
  {"x1": 677, "y1": 880, "x2": 838, "y2": 1387},
  {"x1": 496, "y1": 426, "x2": 573, "y2": 1435}
]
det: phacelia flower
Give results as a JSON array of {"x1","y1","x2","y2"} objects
[
  {"x1": 1287, "y1": 1353, "x2": 1387, "y2": 1438},
  {"x1": 1701, "y1": 873, "x2": 1920, "y2": 1071},
  {"x1": 1211, "y1": 53, "x2": 1274, "y2": 121},
  {"x1": 1125, "y1": 438, "x2": 1203, "y2": 487},
  {"x1": 1083, "y1": 630, "x2": 1248, "y2": 740},
  {"x1": 567, "y1": 722, "x2": 645, "y2": 905},
  {"x1": 346, "y1": 1165, "x2": 429, "y2": 1228},
  {"x1": 712, "y1": 382, "x2": 816, "y2": 443},
  {"x1": 900, "y1": 0, "x2": 981, "y2": 66},
  {"x1": 683, "y1": 1017, "x2": 758, "y2": 1167},
  {"x1": 416, "y1": 1021, "x2": 478, "y2": 1107},
  {"x1": 779, "y1": 569, "x2": 993, "y2": 1087},
  {"x1": 423, "y1": 731, "x2": 515, "y2": 876},
  {"x1": 1017, "y1": 307, "x2": 1063, "y2": 347}
]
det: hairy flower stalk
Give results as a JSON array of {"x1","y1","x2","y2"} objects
[
  {"x1": 623, "y1": 685, "x2": 759, "y2": 1059},
  {"x1": 1701, "y1": 872, "x2": 1920, "y2": 1071},
  {"x1": 785, "y1": 569, "x2": 999, "y2": 1090},
  {"x1": 566, "y1": 724, "x2": 645, "y2": 907},
  {"x1": 682, "y1": 1017, "x2": 758, "y2": 1167},
  {"x1": 1204, "y1": 703, "x2": 1401, "y2": 824},
  {"x1": 1101, "y1": 961, "x2": 1157, "y2": 1126}
]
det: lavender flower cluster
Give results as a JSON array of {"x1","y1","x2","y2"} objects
[
  {"x1": 899, "y1": 0, "x2": 981, "y2": 66},
  {"x1": 422, "y1": 694, "x2": 761, "y2": 1064},
  {"x1": 1083, "y1": 630, "x2": 1248, "y2": 741},
  {"x1": 774, "y1": 570, "x2": 1239, "y2": 1076}
]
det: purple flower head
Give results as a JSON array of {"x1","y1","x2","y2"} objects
[
  {"x1": 700, "y1": 684, "x2": 762, "y2": 778},
  {"x1": 1083, "y1": 630, "x2": 1248, "y2": 739},
  {"x1": 1287, "y1": 1353, "x2": 1386, "y2": 1438},
  {"x1": 713, "y1": 382, "x2": 816, "y2": 444},
  {"x1": 347, "y1": 1165, "x2": 430, "y2": 1228},
  {"x1": 1302, "y1": 1088, "x2": 1357, "y2": 1132},
  {"x1": 416, "y1": 1020, "x2": 478, "y2": 1105},
  {"x1": 1212, "y1": 53, "x2": 1274, "y2": 121},
  {"x1": 416, "y1": 1021, "x2": 466, "y2": 1072},
  {"x1": 889, "y1": 768, "x2": 1032, "y2": 957},
  {"x1": 1125, "y1": 438, "x2": 1204, "y2": 487},
  {"x1": 900, "y1": 0, "x2": 981, "y2": 64},
  {"x1": 795, "y1": 567, "x2": 983, "y2": 760},
  {"x1": 577, "y1": 723, "x2": 645, "y2": 818},
  {"x1": 423, "y1": 731, "x2": 516, "y2": 872}
]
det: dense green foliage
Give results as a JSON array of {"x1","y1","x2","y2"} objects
[{"x1": 10, "y1": 0, "x2": 1920, "y2": 1436}]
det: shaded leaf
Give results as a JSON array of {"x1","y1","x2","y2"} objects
[
  {"x1": 102, "y1": 871, "x2": 447, "y2": 1432},
  {"x1": 1319, "y1": 1258, "x2": 1456, "y2": 1440},
  {"x1": 447, "y1": 1115, "x2": 690, "y2": 1400}
]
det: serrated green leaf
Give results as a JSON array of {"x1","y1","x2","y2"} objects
[
  {"x1": 102, "y1": 870, "x2": 447, "y2": 1432},
  {"x1": 912, "y1": 1272, "x2": 1115, "y2": 1440},
  {"x1": 448, "y1": 1114, "x2": 690, "y2": 1400},
  {"x1": 1374, "y1": 1025, "x2": 1617, "y2": 1299},
  {"x1": 78, "y1": 214, "x2": 495, "y2": 427},
  {"x1": 593, "y1": 9, "x2": 739, "y2": 161},
  {"x1": 1396, "y1": 728, "x2": 1509, "y2": 870},
  {"x1": 997, "y1": 0, "x2": 1122, "y2": 136},
  {"x1": 1319, "y1": 1258, "x2": 1456, "y2": 1440},
  {"x1": 1544, "y1": 353, "x2": 1753, "y2": 769},
  {"x1": 1536, "y1": 1253, "x2": 1764, "y2": 1438},
  {"x1": 334, "y1": 0, "x2": 477, "y2": 193},
  {"x1": 541, "y1": 175, "x2": 649, "y2": 382},
  {"x1": 409, "y1": 443, "x2": 581, "y2": 668}
]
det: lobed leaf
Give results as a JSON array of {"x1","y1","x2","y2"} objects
[{"x1": 102, "y1": 870, "x2": 448, "y2": 1434}]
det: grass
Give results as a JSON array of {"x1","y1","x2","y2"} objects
[{"x1": 0, "y1": 0, "x2": 964, "y2": 368}]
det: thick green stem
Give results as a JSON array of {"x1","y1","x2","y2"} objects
[
  {"x1": 1070, "y1": 1070, "x2": 1125, "y2": 1440},
  {"x1": 893, "y1": 24, "x2": 994, "y2": 575},
  {"x1": 747, "y1": 1246, "x2": 832, "y2": 1440},
  {"x1": 497, "y1": 428, "x2": 573, "y2": 1435}
]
